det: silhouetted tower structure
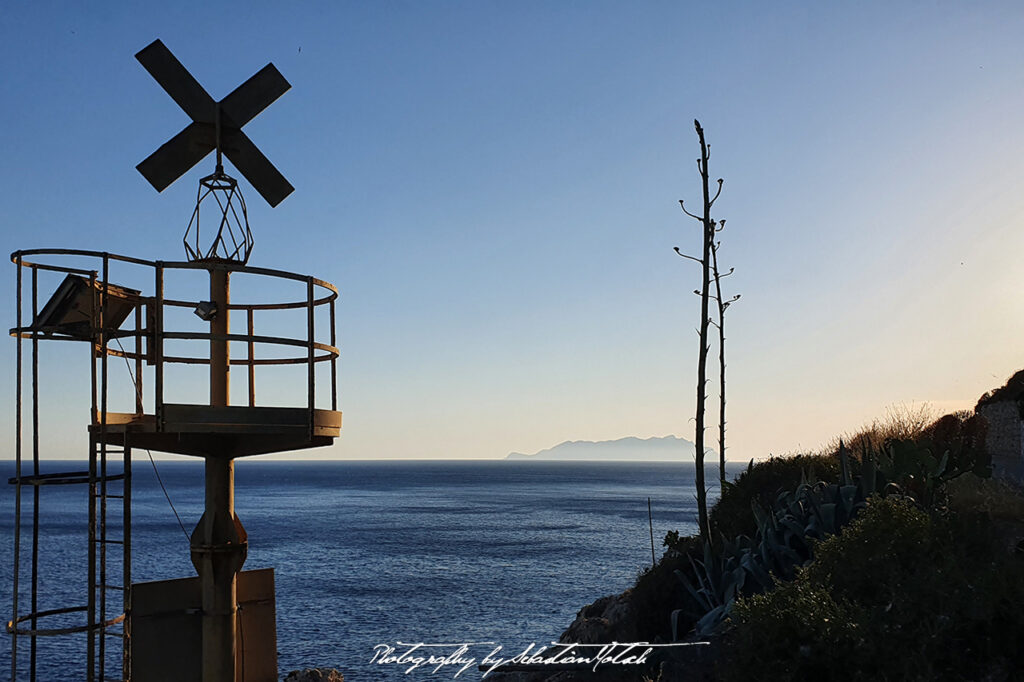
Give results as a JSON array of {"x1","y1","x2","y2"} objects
[{"x1": 7, "y1": 40, "x2": 341, "y2": 681}]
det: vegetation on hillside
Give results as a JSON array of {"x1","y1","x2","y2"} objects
[{"x1": 629, "y1": 407, "x2": 1024, "y2": 681}]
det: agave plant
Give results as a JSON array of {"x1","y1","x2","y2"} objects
[
  {"x1": 674, "y1": 443, "x2": 878, "y2": 638},
  {"x1": 874, "y1": 439, "x2": 949, "y2": 506},
  {"x1": 672, "y1": 537, "x2": 743, "y2": 637},
  {"x1": 671, "y1": 437, "x2": 961, "y2": 640}
]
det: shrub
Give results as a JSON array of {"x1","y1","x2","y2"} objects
[
  {"x1": 976, "y1": 368, "x2": 1024, "y2": 414},
  {"x1": 721, "y1": 580, "x2": 863, "y2": 682},
  {"x1": 946, "y1": 472, "x2": 1024, "y2": 520},
  {"x1": 722, "y1": 496, "x2": 1024, "y2": 680},
  {"x1": 919, "y1": 411, "x2": 991, "y2": 479},
  {"x1": 709, "y1": 454, "x2": 839, "y2": 539},
  {"x1": 632, "y1": 541, "x2": 699, "y2": 641}
]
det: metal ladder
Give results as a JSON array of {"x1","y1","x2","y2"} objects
[
  {"x1": 7, "y1": 446, "x2": 132, "y2": 682},
  {"x1": 87, "y1": 438, "x2": 132, "y2": 682}
]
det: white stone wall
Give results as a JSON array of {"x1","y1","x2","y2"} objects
[{"x1": 978, "y1": 401, "x2": 1024, "y2": 482}]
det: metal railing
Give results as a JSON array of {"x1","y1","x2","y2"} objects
[{"x1": 8, "y1": 248, "x2": 341, "y2": 681}]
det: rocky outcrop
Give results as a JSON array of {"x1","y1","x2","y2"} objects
[
  {"x1": 486, "y1": 590, "x2": 648, "y2": 682},
  {"x1": 487, "y1": 588, "x2": 718, "y2": 682},
  {"x1": 557, "y1": 590, "x2": 641, "y2": 644},
  {"x1": 283, "y1": 669, "x2": 344, "y2": 682}
]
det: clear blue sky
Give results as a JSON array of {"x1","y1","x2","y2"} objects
[{"x1": 3, "y1": 1, "x2": 1024, "y2": 459}]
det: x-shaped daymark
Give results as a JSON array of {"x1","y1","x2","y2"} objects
[{"x1": 136, "y1": 39, "x2": 294, "y2": 207}]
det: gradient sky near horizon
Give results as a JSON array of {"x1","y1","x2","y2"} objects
[{"x1": 2, "y1": 1, "x2": 1024, "y2": 460}]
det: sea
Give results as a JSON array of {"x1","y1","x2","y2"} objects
[{"x1": 0, "y1": 459, "x2": 734, "y2": 681}]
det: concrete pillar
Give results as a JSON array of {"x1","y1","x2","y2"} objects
[{"x1": 190, "y1": 267, "x2": 247, "y2": 682}]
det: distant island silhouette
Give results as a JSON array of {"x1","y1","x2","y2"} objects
[{"x1": 506, "y1": 435, "x2": 714, "y2": 461}]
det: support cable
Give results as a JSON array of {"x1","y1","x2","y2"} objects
[{"x1": 113, "y1": 338, "x2": 191, "y2": 544}]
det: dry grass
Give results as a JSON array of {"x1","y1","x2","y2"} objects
[{"x1": 819, "y1": 402, "x2": 936, "y2": 459}]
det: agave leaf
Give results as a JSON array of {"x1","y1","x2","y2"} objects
[
  {"x1": 740, "y1": 551, "x2": 773, "y2": 590},
  {"x1": 861, "y1": 452, "x2": 878, "y2": 497},
  {"x1": 682, "y1": 576, "x2": 709, "y2": 610},
  {"x1": 677, "y1": 566, "x2": 711, "y2": 610},
  {"x1": 720, "y1": 533, "x2": 737, "y2": 558},
  {"x1": 780, "y1": 516, "x2": 805, "y2": 540},
  {"x1": 921, "y1": 452, "x2": 939, "y2": 477},
  {"x1": 671, "y1": 609, "x2": 686, "y2": 641},
  {"x1": 723, "y1": 569, "x2": 739, "y2": 603},
  {"x1": 877, "y1": 445, "x2": 895, "y2": 479},
  {"x1": 702, "y1": 541, "x2": 719, "y2": 596},
  {"x1": 695, "y1": 604, "x2": 728, "y2": 636},
  {"x1": 839, "y1": 485, "x2": 858, "y2": 515},
  {"x1": 839, "y1": 439, "x2": 852, "y2": 486},
  {"x1": 688, "y1": 554, "x2": 712, "y2": 600},
  {"x1": 805, "y1": 517, "x2": 822, "y2": 540},
  {"x1": 751, "y1": 500, "x2": 769, "y2": 531},
  {"x1": 819, "y1": 502, "x2": 837, "y2": 533}
]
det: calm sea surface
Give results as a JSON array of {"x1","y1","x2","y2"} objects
[{"x1": 0, "y1": 460, "x2": 734, "y2": 680}]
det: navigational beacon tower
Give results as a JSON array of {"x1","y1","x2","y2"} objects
[{"x1": 8, "y1": 39, "x2": 341, "y2": 682}]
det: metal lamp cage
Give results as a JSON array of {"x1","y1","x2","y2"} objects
[{"x1": 7, "y1": 248, "x2": 340, "y2": 682}]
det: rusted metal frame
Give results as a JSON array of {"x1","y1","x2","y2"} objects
[
  {"x1": 95, "y1": 339, "x2": 145, "y2": 362},
  {"x1": 87, "y1": 268, "x2": 97, "y2": 675},
  {"x1": 307, "y1": 277, "x2": 315, "y2": 440},
  {"x1": 10, "y1": 325, "x2": 142, "y2": 347},
  {"x1": 157, "y1": 350, "x2": 336, "y2": 366},
  {"x1": 12, "y1": 254, "x2": 23, "y2": 682},
  {"x1": 242, "y1": 350, "x2": 338, "y2": 364},
  {"x1": 87, "y1": 268, "x2": 98, "y2": 682},
  {"x1": 134, "y1": 305, "x2": 144, "y2": 415},
  {"x1": 161, "y1": 329, "x2": 336, "y2": 351},
  {"x1": 226, "y1": 288, "x2": 337, "y2": 311},
  {"x1": 6, "y1": 335, "x2": 339, "y2": 364},
  {"x1": 155, "y1": 264, "x2": 164, "y2": 432},
  {"x1": 8, "y1": 607, "x2": 125, "y2": 637},
  {"x1": 8, "y1": 329, "x2": 141, "y2": 348},
  {"x1": 121, "y1": 440, "x2": 132, "y2": 679},
  {"x1": 8, "y1": 471, "x2": 94, "y2": 485},
  {"x1": 9, "y1": 328, "x2": 124, "y2": 342},
  {"x1": 11, "y1": 248, "x2": 156, "y2": 269},
  {"x1": 247, "y1": 309, "x2": 255, "y2": 407},
  {"x1": 330, "y1": 297, "x2": 337, "y2": 412},
  {"x1": 30, "y1": 265, "x2": 39, "y2": 679},
  {"x1": 167, "y1": 257, "x2": 337, "y2": 289},
  {"x1": 14, "y1": 261, "x2": 96, "y2": 277},
  {"x1": 161, "y1": 291, "x2": 336, "y2": 311},
  {"x1": 11, "y1": 247, "x2": 339, "y2": 298},
  {"x1": 228, "y1": 296, "x2": 335, "y2": 311},
  {"x1": 99, "y1": 253, "x2": 110, "y2": 681}
]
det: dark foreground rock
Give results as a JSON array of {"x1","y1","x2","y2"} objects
[{"x1": 486, "y1": 589, "x2": 717, "y2": 682}]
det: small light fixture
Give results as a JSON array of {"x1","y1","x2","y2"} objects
[{"x1": 193, "y1": 300, "x2": 218, "y2": 322}]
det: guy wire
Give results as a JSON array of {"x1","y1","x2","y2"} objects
[{"x1": 113, "y1": 337, "x2": 191, "y2": 543}]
